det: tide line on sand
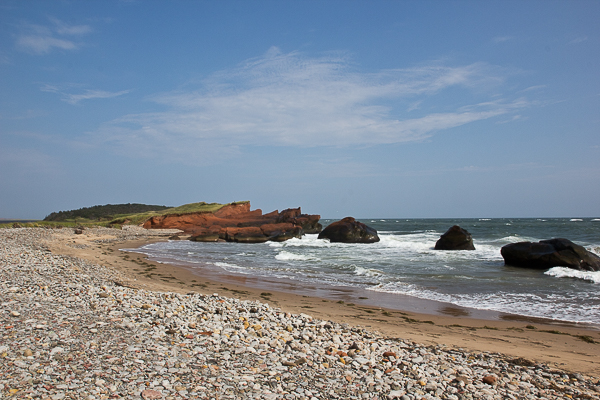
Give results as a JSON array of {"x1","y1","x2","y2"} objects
[{"x1": 1, "y1": 227, "x2": 599, "y2": 399}]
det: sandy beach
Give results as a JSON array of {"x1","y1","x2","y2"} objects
[
  {"x1": 47, "y1": 227, "x2": 600, "y2": 377},
  {"x1": 2, "y1": 226, "x2": 600, "y2": 400}
]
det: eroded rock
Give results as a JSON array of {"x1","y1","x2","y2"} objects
[{"x1": 145, "y1": 202, "x2": 321, "y2": 243}]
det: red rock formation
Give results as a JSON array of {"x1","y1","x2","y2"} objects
[{"x1": 143, "y1": 203, "x2": 321, "y2": 243}]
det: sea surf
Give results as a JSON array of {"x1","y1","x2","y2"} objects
[{"x1": 125, "y1": 218, "x2": 600, "y2": 326}]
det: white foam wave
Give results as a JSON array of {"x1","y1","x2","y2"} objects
[
  {"x1": 570, "y1": 218, "x2": 583, "y2": 222},
  {"x1": 353, "y1": 266, "x2": 384, "y2": 277},
  {"x1": 376, "y1": 235, "x2": 502, "y2": 262},
  {"x1": 479, "y1": 218, "x2": 491, "y2": 221},
  {"x1": 275, "y1": 251, "x2": 318, "y2": 261},
  {"x1": 378, "y1": 235, "x2": 436, "y2": 251},
  {"x1": 545, "y1": 267, "x2": 600, "y2": 284},
  {"x1": 592, "y1": 219, "x2": 600, "y2": 222},
  {"x1": 368, "y1": 283, "x2": 600, "y2": 324},
  {"x1": 213, "y1": 262, "x2": 249, "y2": 274},
  {"x1": 495, "y1": 235, "x2": 538, "y2": 244},
  {"x1": 278, "y1": 235, "x2": 333, "y2": 248}
]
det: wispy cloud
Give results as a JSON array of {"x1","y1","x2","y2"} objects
[
  {"x1": 0, "y1": 50, "x2": 11, "y2": 65},
  {"x1": 95, "y1": 48, "x2": 529, "y2": 164},
  {"x1": 387, "y1": 162, "x2": 551, "y2": 178},
  {"x1": 64, "y1": 89, "x2": 130, "y2": 105},
  {"x1": 15, "y1": 18, "x2": 91, "y2": 55},
  {"x1": 48, "y1": 17, "x2": 92, "y2": 36},
  {"x1": 569, "y1": 36, "x2": 588, "y2": 45},
  {"x1": 492, "y1": 36, "x2": 514, "y2": 43},
  {"x1": 519, "y1": 85, "x2": 547, "y2": 93},
  {"x1": 40, "y1": 84, "x2": 130, "y2": 104}
]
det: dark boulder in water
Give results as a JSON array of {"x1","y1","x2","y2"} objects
[
  {"x1": 434, "y1": 225, "x2": 475, "y2": 250},
  {"x1": 318, "y1": 217, "x2": 380, "y2": 243},
  {"x1": 501, "y1": 238, "x2": 600, "y2": 271}
]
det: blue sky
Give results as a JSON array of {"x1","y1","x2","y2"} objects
[{"x1": 1, "y1": 0, "x2": 599, "y2": 219}]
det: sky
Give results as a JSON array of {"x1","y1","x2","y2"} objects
[{"x1": 1, "y1": 0, "x2": 599, "y2": 219}]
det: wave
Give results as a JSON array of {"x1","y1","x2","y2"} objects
[
  {"x1": 570, "y1": 219, "x2": 583, "y2": 222},
  {"x1": 275, "y1": 251, "x2": 318, "y2": 262},
  {"x1": 368, "y1": 283, "x2": 600, "y2": 324},
  {"x1": 545, "y1": 267, "x2": 600, "y2": 284},
  {"x1": 494, "y1": 235, "x2": 539, "y2": 245},
  {"x1": 353, "y1": 265, "x2": 384, "y2": 277},
  {"x1": 274, "y1": 235, "x2": 333, "y2": 248},
  {"x1": 213, "y1": 262, "x2": 249, "y2": 274},
  {"x1": 378, "y1": 235, "x2": 436, "y2": 251}
]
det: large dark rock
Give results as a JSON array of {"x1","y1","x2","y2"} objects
[
  {"x1": 434, "y1": 225, "x2": 475, "y2": 250},
  {"x1": 318, "y1": 217, "x2": 380, "y2": 243},
  {"x1": 501, "y1": 238, "x2": 600, "y2": 271}
]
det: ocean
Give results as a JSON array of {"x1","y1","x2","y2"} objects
[{"x1": 125, "y1": 218, "x2": 600, "y2": 326}]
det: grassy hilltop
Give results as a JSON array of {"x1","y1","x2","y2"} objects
[{"x1": 1, "y1": 201, "x2": 249, "y2": 229}]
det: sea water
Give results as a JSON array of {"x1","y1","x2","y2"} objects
[{"x1": 125, "y1": 218, "x2": 600, "y2": 325}]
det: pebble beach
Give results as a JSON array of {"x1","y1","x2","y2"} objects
[{"x1": 1, "y1": 227, "x2": 600, "y2": 400}]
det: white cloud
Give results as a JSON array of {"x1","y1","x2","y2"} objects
[
  {"x1": 95, "y1": 48, "x2": 529, "y2": 164},
  {"x1": 492, "y1": 36, "x2": 513, "y2": 43},
  {"x1": 519, "y1": 85, "x2": 547, "y2": 93},
  {"x1": 40, "y1": 84, "x2": 130, "y2": 104},
  {"x1": 569, "y1": 36, "x2": 588, "y2": 45},
  {"x1": 49, "y1": 17, "x2": 92, "y2": 36},
  {"x1": 16, "y1": 35, "x2": 76, "y2": 54},
  {"x1": 64, "y1": 89, "x2": 131, "y2": 105},
  {"x1": 15, "y1": 18, "x2": 91, "y2": 55}
]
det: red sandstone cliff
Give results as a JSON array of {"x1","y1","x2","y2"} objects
[{"x1": 143, "y1": 203, "x2": 321, "y2": 243}]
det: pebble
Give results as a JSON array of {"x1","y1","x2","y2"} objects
[{"x1": 1, "y1": 227, "x2": 599, "y2": 399}]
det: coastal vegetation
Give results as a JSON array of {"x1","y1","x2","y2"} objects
[
  {"x1": 1, "y1": 201, "x2": 249, "y2": 229},
  {"x1": 108, "y1": 201, "x2": 248, "y2": 226},
  {"x1": 43, "y1": 203, "x2": 171, "y2": 222}
]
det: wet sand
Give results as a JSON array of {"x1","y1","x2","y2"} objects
[{"x1": 48, "y1": 232, "x2": 600, "y2": 376}]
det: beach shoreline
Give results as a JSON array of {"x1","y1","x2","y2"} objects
[{"x1": 47, "y1": 227, "x2": 600, "y2": 376}]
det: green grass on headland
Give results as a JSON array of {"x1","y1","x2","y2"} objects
[
  {"x1": 1, "y1": 201, "x2": 250, "y2": 229},
  {"x1": 162, "y1": 201, "x2": 243, "y2": 215},
  {"x1": 43, "y1": 203, "x2": 171, "y2": 222},
  {"x1": 107, "y1": 201, "x2": 249, "y2": 225}
]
